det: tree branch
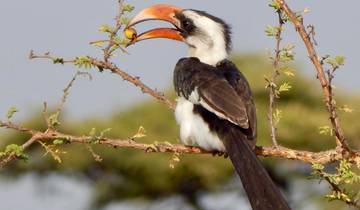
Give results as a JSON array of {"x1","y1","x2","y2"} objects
[
  {"x1": 268, "y1": 10, "x2": 285, "y2": 146},
  {"x1": 1, "y1": 120, "x2": 360, "y2": 168},
  {"x1": 275, "y1": 0, "x2": 351, "y2": 153},
  {"x1": 28, "y1": 51, "x2": 175, "y2": 110}
]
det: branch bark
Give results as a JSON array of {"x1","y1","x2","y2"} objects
[
  {"x1": 275, "y1": 0, "x2": 351, "y2": 153},
  {"x1": 28, "y1": 51, "x2": 175, "y2": 110},
  {"x1": 1, "y1": 120, "x2": 360, "y2": 168}
]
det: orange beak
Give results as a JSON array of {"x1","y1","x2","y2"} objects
[{"x1": 125, "y1": 4, "x2": 184, "y2": 46}]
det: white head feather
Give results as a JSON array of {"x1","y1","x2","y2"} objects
[{"x1": 182, "y1": 10, "x2": 229, "y2": 66}]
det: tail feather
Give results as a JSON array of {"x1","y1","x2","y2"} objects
[{"x1": 222, "y1": 128, "x2": 291, "y2": 210}]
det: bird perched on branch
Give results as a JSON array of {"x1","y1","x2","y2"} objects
[{"x1": 125, "y1": 4, "x2": 290, "y2": 210}]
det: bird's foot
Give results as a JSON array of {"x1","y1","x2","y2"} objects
[{"x1": 212, "y1": 151, "x2": 228, "y2": 158}]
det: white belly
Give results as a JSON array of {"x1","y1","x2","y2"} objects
[{"x1": 175, "y1": 97, "x2": 226, "y2": 152}]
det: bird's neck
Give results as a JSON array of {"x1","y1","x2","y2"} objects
[{"x1": 187, "y1": 39, "x2": 228, "y2": 66}]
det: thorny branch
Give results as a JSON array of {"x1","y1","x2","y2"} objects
[
  {"x1": 313, "y1": 168, "x2": 360, "y2": 208},
  {"x1": 28, "y1": 51, "x2": 175, "y2": 110},
  {"x1": 103, "y1": 0, "x2": 127, "y2": 61},
  {"x1": 275, "y1": 0, "x2": 351, "y2": 153},
  {"x1": 1, "y1": 120, "x2": 360, "y2": 168},
  {"x1": 275, "y1": 0, "x2": 359, "y2": 207},
  {"x1": 268, "y1": 9, "x2": 285, "y2": 146}
]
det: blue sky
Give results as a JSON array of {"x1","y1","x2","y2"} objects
[{"x1": 1, "y1": 0, "x2": 359, "y2": 120}]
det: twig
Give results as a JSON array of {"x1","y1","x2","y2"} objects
[
  {"x1": 103, "y1": 0, "x2": 125, "y2": 62},
  {"x1": 275, "y1": 0, "x2": 351, "y2": 153},
  {"x1": 268, "y1": 10, "x2": 285, "y2": 146},
  {"x1": 57, "y1": 71, "x2": 92, "y2": 115},
  {"x1": 42, "y1": 102, "x2": 51, "y2": 128},
  {"x1": 314, "y1": 169, "x2": 360, "y2": 208},
  {"x1": 89, "y1": 58, "x2": 175, "y2": 110},
  {"x1": 0, "y1": 135, "x2": 38, "y2": 168},
  {"x1": 29, "y1": 51, "x2": 175, "y2": 110}
]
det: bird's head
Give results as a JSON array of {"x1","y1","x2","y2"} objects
[{"x1": 125, "y1": 4, "x2": 232, "y2": 65}]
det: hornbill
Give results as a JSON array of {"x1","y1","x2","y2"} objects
[{"x1": 125, "y1": 4, "x2": 290, "y2": 210}]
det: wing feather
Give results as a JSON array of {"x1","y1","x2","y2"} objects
[{"x1": 197, "y1": 77, "x2": 249, "y2": 128}]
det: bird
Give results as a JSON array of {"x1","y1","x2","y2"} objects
[{"x1": 125, "y1": 4, "x2": 290, "y2": 210}]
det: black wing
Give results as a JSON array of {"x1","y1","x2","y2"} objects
[
  {"x1": 217, "y1": 59, "x2": 257, "y2": 140},
  {"x1": 174, "y1": 57, "x2": 256, "y2": 139}
]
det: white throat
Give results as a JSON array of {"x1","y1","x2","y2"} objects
[{"x1": 187, "y1": 43, "x2": 227, "y2": 66}]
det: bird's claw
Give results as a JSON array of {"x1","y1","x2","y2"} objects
[{"x1": 212, "y1": 151, "x2": 229, "y2": 158}]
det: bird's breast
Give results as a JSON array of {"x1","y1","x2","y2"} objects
[{"x1": 175, "y1": 97, "x2": 225, "y2": 152}]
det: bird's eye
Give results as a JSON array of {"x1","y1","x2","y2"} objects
[
  {"x1": 182, "y1": 19, "x2": 194, "y2": 33},
  {"x1": 183, "y1": 20, "x2": 191, "y2": 27}
]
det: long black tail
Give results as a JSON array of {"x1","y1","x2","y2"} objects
[{"x1": 221, "y1": 127, "x2": 291, "y2": 210}]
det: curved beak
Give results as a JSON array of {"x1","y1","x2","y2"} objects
[{"x1": 125, "y1": 4, "x2": 184, "y2": 46}]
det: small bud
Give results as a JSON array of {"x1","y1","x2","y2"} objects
[
  {"x1": 124, "y1": 27, "x2": 137, "y2": 40},
  {"x1": 303, "y1": 7, "x2": 311, "y2": 13}
]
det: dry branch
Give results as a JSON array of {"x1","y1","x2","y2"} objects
[
  {"x1": 28, "y1": 51, "x2": 175, "y2": 110},
  {"x1": 275, "y1": 0, "x2": 351, "y2": 153},
  {"x1": 1, "y1": 120, "x2": 360, "y2": 168}
]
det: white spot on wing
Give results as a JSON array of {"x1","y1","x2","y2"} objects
[
  {"x1": 187, "y1": 88, "x2": 247, "y2": 128},
  {"x1": 188, "y1": 87, "x2": 200, "y2": 104},
  {"x1": 199, "y1": 98, "x2": 241, "y2": 126}
]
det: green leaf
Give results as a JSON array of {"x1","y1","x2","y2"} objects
[
  {"x1": 74, "y1": 56, "x2": 93, "y2": 69},
  {"x1": 326, "y1": 55, "x2": 345, "y2": 68},
  {"x1": 303, "y1": 7, "x2": 311, "y2": 13},
  {"x1": 90, "y1": 41, "x2": 104, "y2": 48},
  {"x1": 283, "y1": 43, "x2": 295, "y2": 51},
  {"x1": 99, "y1": 128, "x2": 112, "y2": 138},
  {"x1": 312, "y1": 163, "x2": 324, "y2": 171},
  {"x1": 49, "y1": 112, "x2": 61, "y2": 127},
  {"x1": 4, "y1": 144, "x2": 28, "y2": 161},
  {"x1": 295, "y1": 12, "x2": 303, "y2": 22},
  {"x1": 132, "y1": 126, "x2": 146, "y2": 139},
  {"x1": 319, "y1": 125, "x2": 332, "y2": 136},
  {"x1": 119, "y1": 16, "x2": 130, "y2": 25},
  {"x1": 279, "y1": 45, "x2": 295, "y2": 62},
  {"x1": 280, "y1": 66, "x2": 296, "y2": 77},
  {"x1": 53, "y1": 139, "x2": 64, "y2": 145},
  {"x1": 279, "y1": 82, "x2": 292, "y2": 92},
  {"x1": 265, "y1": 25, "x2": 276, "y2": 37},
  {"x1": 89, "y1": 128, "x2": 97, "y2": 137},
  {"x1": 123, "y1": 4, "x2": 135, "y2": 12},
  {"x1": 268, "y1": 0, "x2": 281, "y2": 10},
  {"x1": 6, "y1": 107, "x2": 18, "y2": 119},
  {"x1": 335, "y1": 55, "x2": 345, "y2": 66},
  {"x1": 52, "y1": 57, "x2": 64, "y2": 64},
  {"x1": 114, "y1": 36, "x2": 130, "y2": 46},
  {"x1": 326, "y1": 59, "x2": 337, "y2": 68},
  {"x1": 273, "y1": 109, "x2": 283, "y2": 125},
  {"x1": 99, "y1": 24, "x2": 113, "y2": 33},
  {"x1": 339, "y1": 105, "x2": 354, "y2": 113},
  {"x1": 284, "y1": 70, "x2": 295, "y2": 77}
]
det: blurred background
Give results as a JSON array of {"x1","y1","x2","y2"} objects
[{"x1": 0, "y1": 0, "x2": 360, "y2": 210}]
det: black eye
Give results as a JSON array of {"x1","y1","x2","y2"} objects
[
  {"x1": 182, "y1": 19, "x2": 194, "y2": 33},
  {"x1": 183, "y1": 20, "x2": 191, "y2": 27}
]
